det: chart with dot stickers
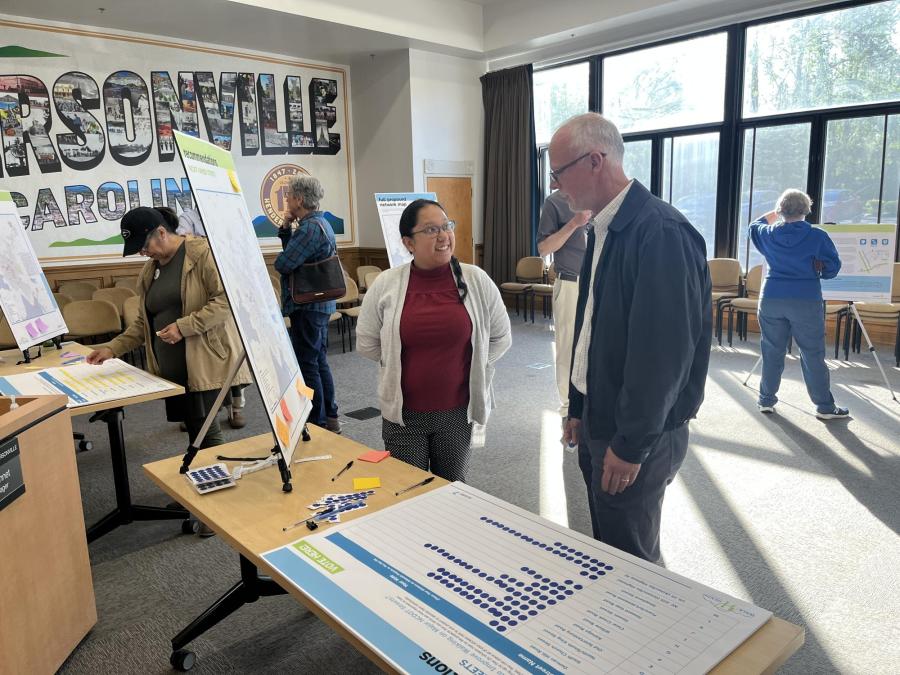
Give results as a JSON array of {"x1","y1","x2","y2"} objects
[
  {"x1": 308, "y1": 490, "x2": 377, "y2": 510},
  {"x1": 263, "y1": 483, "x2": 772, "y2": 675}
]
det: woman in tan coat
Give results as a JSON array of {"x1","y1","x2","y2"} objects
[{"x1": 87, "y1": 206, "x2": 250, "y2": 448}]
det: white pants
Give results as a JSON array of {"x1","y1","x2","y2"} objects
[{"x1": 552, "y1": 278, "x2": 580, "y2": 417}]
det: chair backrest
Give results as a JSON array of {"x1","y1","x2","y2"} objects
[
  {"x1": 0, "y1": 313, "x2": 16, "y2": 349},
  {"x1": 364, "y1": 271, "x2": 381, "y2": 290},
  {"x1": 93, "y1": 287, "x2": 136, "y2": 317},
  {"x1": 63, "y1": 300, "x2": 121, "y2": 338},
  {"x1": 58, "y1": 280, "x2": 98, "y2": 301},
  {"x1": 123, "y1": 295, "x2": 141, "y2": 327},
  {"x1": 708, "y1": 258, "x2": 741, "y2": 293},
  {"x1": 546, "y1": 264, "x2": 558, "y2": 284},
  {"x1": 356, "y1": 265, "x2": 382, "y2": 290},
  {"x1": 892, "y1": 262, "x2": 900, "y2": 303},
  {"x1": 515, "y1": 256, "x2": 545, "y2": 283},
  {"x1": 53, "y1": 292, "x2": 73, "y2": 311},
  {"x1": 114, "y1": 278, "x2": 139, "y2": 291},
  {"x1": 744, "y1": 265, "x2": 764, "y2": 299},
  {"x1": 338, "y1": 275, "x2": 359, "y2": 304}
]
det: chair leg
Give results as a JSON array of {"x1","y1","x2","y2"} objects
[
  {"x1": 834, "y1": 311, "x2": 842, "y2": 359},
  {"x1": 894, "y1": 319, "x2": 899, "y2": 367},
  {"x1": 727, "y1": 308, "x2": 734, "y2": 347},
  {"x1": 843, "y1": 314, "x2": 852, "y2": 361}
]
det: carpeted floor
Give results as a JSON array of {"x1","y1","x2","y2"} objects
[{"x1": 60, "y1": 314, "x2": 900, "y2": 674}]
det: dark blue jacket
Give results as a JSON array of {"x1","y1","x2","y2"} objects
[
  {"x1": 750, "y1": 217, "x2": 841, "y2": 300},
  {"x1": 569, "y1": 181, "x2": 712, "y2": 463}
]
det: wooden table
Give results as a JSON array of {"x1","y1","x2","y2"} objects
[
  {"x1": 145, "y1": 428, "x2": 804, "y2": 673},
  {"x1": 0, "y1": 342, "x2": 188, "y2": 541}
]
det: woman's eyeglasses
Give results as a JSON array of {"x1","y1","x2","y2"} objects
[{"x1": 411, "y1": 220, "x2": 456, "y2": 237}]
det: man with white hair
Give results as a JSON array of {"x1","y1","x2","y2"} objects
[{"x1": 552, "y1": 113, "x2": 712, "y2": 563}]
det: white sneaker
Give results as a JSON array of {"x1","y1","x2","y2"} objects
[
  {"x1": 816, "y1": 406, "x2": 849, "y2": 420},
  {"x1": 758, "y1": 404, "x2": 775, "y2": 414}
]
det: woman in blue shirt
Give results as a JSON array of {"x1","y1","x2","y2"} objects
[{"x1": 750, "y1": 189, "x2": 848, "y2": 419}]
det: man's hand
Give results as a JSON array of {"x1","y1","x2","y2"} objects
[
  {"x1": 562, "y1": 417, "x2": 581, "y2": 448},
  {"x1": 86, "y1": 347, "x2": 114, "y2": 365},
  {"x1": 762, "y1": 210, "x2": 778, "y2": 225},
  {"x1": 156, "y1": 322, "x2": 184, "y2": 345},
  {"x1": 813, "y1": 259, "x2": 825, "y2": 275},
  {"x1": 600, "y1": 447, "x2": 642, "y2": 495},
  {"x1": 567, "y1": 210, "x2": 592, "y2": 232}
]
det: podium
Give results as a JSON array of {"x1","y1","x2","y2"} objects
[{"x1": 0, "y1": 395, "x2": 96, "y2": 674}]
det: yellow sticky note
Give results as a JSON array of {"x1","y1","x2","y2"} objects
[{"x1": 353, "y1": 477, "x2": 381, "y2": 490}]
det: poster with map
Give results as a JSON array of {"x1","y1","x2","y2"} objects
[
  {"x1": 375, "y1": 192, "x2": 436, "y2": 268},
  {"x1": 173, "y1": 132, "x2": 309, "y2": 463},
  {"x1": 0, "y1": 191, "x2": 67, "y2": 350},
  {"x1": 820, "y1": 224, "x2": 897, "y2": 302}
]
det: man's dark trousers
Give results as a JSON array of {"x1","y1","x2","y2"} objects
[{"x1": 578, "y1": 404, "x2": 689, "y2": 563}]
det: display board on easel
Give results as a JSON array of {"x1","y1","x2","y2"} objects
[
  {"x1": 173, "y1": 131, "x2": 310, "y2": 465},
  {"x1": 374, "y1": 192, "x2": 436, "y2": 268},
  {"x1": 820, "y1": 223, "x2": 897, "y2": 302},
  {"x1": 0, "y1": 191, "x2": 67, "y2": 351}
]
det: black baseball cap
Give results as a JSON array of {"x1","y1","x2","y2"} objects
[{"x1": 120, "y1": 207, "x2": 165, "y2": 256}]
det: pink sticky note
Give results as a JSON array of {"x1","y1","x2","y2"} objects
[
  {"x1": 358, "y1": 450, "x2": 390, "y2": 463},
  {"x1": 35, "y1": 317, "x2": 49, "y2": 332},
  {"x1": 25, "y1": 322, "x2": 39, "y2": 338}
]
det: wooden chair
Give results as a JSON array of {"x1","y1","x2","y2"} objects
[
  {"x1": 53, "y1": 292, "x2": 73, "y2": 311},
  {"x1": 500, "y1": 257, "x2": 545, "y2": 322},
  {"x1": 62, "y1": 300, "x2": 121, "y2": 344},
  {"x1": 357, "y1": 265, "x2": 382, "y2": 292},
  {"x1": 93, "y1": 287, "x2": 137, "y2": 326},
  {"x1": 120, "y1": 295, "x2": 147, "y2": 368},
  {"x1": 844, "y1": 263, "x2": 900, "y2": 366},
  {"x1": 724, "y1": 265, "x2": 763, "y2": 347},
  {"x1": 114, "y1": 278, "x2": 139, "y2": 291},
  {"x1": 530, "y1": 264, "x2": 556, "y2": 322},
  {"x1": 364, "y1": 271, "x2": 381, "y2": 292},
  {"x1": 708, "y1": 258, "x2": 742, "y2": 345},
  {"x1": 337, "y1": 276, "x2": 362, "y2": 351},
  {"x1": 58, "y1": 280, "x2": 98, "y2": 302}
]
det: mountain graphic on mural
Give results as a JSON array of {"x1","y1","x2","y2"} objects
[
  {"x1": 252, "y1": 212, "x2": 344, "y2": 238},
  {"x1": 49, "y1": 234, "x2": 124, "y2": 248},
  {"x1": 0, "y1": 45, "x2": 67, "y2": 58}
]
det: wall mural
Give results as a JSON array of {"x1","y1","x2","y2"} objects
[{"x1": 0, "y1": 17, "x2": 356, "y2": 265}]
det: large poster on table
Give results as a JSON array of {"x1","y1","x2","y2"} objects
[
  {"x1": 820, "y1": 224, "x2": 897, "y2": 302},
  {"x1": 175, "y1": 131, "x2": 309, "y2": 462},
  {"x1": 0, "y1": 15, "x2": 355, "y2": 267},
  {"x1": 0, "y1": 190, "x2": 67, "y2": 349}
]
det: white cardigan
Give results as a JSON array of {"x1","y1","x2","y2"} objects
[{"x1": 356, "y1": 262, "x2": 512, "y2": 425}]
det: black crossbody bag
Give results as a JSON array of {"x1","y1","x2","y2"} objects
[{"x1": 289, "y1": 219, "x2": 346, "y2": 304}]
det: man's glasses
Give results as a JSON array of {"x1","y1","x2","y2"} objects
[
  {"x1": 411, "y1": 220, "x2": 456, "y2": 237},
  {"x1": 549, "y1": 151, "x2": 605, "y2": 183}
]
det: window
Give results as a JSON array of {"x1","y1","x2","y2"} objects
[
  {"x1": 533, "y1": 62, "x2": 590, "y2": 145},
  {"x1": 661, "y1": 132, "x2": 720, "y2": 257},
  {"x1": 622, "y1": 140, "x2": 652, "y2": 188},
  {"x1": 822, "y1": 115, "x2": 900, "y2": 225},
  {"x1": 744, "y1": 1, "x2": 900, "y2": 117},
  {"x1": 603, "y1": 33, "x2": 727, "y2": 133},
  {"x1": 737, "y1": 123, "x2": 811, "y2": 269}
]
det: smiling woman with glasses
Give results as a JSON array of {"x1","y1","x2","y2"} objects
[{"x1": 356, "y1": 199, "x2": 512, "y2": 482}]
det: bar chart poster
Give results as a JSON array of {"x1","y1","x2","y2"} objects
[{"x1": 263, "y1": 483, "x2": 771, "y2": 674}]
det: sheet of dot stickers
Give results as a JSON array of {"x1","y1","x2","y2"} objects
[
  {"x1": 263, "y1": 483, "x2": 772, "y2": 675},
  {"x1": 185, "y1": 463, "x2": 236, "y2": 494}
]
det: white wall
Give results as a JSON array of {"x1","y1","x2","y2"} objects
[
  {"x1": 408, "y1": 49, "x2": 487, "y2": 244},
  {"x1": 349, "y1": 51, "x2": 415, "y2": 248}
]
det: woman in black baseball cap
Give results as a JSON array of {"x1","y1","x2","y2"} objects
[{"x1": 88, "y1": 206, "x2": 251, "y2": 453}]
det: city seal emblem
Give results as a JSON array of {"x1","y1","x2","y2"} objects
[{"x1": 260, "y1": 164, "x2": 310, "y2": 228}]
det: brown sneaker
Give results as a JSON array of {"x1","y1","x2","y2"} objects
[
  {"x1": 228, "y1": 407, "x2": 246, "y2": 429},
  {"x1": 325, "y1": 416, "x2": 342, "y2": 434}
]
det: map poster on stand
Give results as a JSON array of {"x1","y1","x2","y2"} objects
[
  {"x1": 173, "y1": 131, "x2": 309, "y2": 463},
  {"x1": 263, "y1": 483, "x2": 773, "y2": 675},
  {"x1": 0, "y1": 191, "x2": 67, "y2": 350},
  {"x1": 375, "y1": 193, "x2": 436, "y2": 268},
  {"x1": 820, "y1": 224, "x2": 897, "y2": 303}
]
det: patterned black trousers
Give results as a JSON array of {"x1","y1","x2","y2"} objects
[{"x1": 382, "y1": 406, "x2": 473, "y2": 482}]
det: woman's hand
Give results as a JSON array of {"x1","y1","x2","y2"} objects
[
  {"x1": 86, "y1": 347, "x2": 114, "y2": 364},
  {"x1": 156, "y1": 322, "x2": 184, "y2": 344}
]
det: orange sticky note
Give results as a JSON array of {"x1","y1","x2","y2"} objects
[
  {"x1": 274, "y1": 413, "x2": 289, "y2": 448},
  {"x1": 359, "y1": 450, "x2": 390, "y2": 463},
  {"x1": 353, "y1": 477, "x2": 381, "y2": 490}
]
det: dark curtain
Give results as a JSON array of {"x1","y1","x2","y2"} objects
[{"x1": 480, "y1": 64, "x2": 539, "y2": 284}]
